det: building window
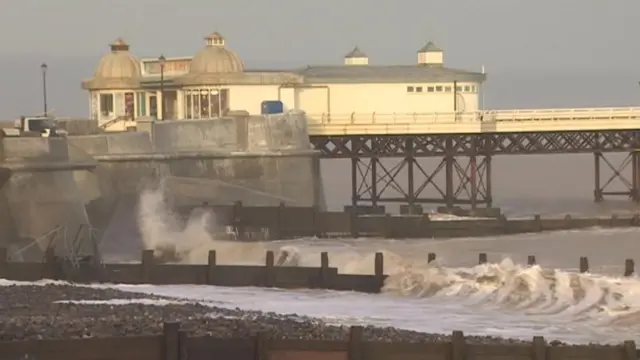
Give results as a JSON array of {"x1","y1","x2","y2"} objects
[
  {"x1": 99, "y1": 93, "x2": 114, "y2": 117},
  {"x1": 444, "y1": 86, "x2": 452, "y2": 92},
  {"x1": 456, "y1": 86, "x2": 462, "y2": 92},
  {"x1": 407, "y1": 86, "x2": 415, "y2": 92},
  {"x1": 184, "y1": 88, "x2": 229, "y2": 119},
  {"x1": 435, "y1": 86, "x2": 443, "y2": 92},
  {"x1": 472, "y1": 86, "x2": 477, "y2": 92},
  {"x1": 416, "y1": 86, "x2": 423, "y2": 92},
  {"x1": 427, "y1": 86, "x2": 435, "y2": 92},
  {"x1": 464, "y1": 85, "x2": 471, "y2": 92}
]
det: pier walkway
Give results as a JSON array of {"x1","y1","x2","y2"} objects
[{"x1": 306, "y1": 107, "x2": 640, "y2": 135}]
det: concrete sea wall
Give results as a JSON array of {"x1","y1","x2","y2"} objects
[
  {"x1": 64, "y1": 112, "x2": 324, "y2": 258},
  {"x1": 0, "y1": 136, "x2": 95, "y2": 261}
]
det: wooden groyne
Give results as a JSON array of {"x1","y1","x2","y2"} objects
[
  {"x1": 179, "y1": 202, "x2": 640, "y2": 240},
  {"x1": 0, "y1": 249, "x2": 636, "y2": 293},
  {"x1": 2, "y1": 321, "x2": 638, "y2": 360}
]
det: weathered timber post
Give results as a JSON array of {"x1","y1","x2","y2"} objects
[
  {"x1": 451, "y1": 330, "x2": 466, "y2": 360},
  {"x1": 207, "y1": 250, "x2": 217, "y2": 285},
  {"x1": 141, "y1": 249, "x2": 155, "y2": 283},
  {"x1": 374, "y1": 252, "x2": 384, "y2": 292},
  {"x1": 0, "y1": 247, "x2": 7, "y2": 279},
  {"x1": 527, "y1": 255, "x2": 536, "y2": 265},
  {"x1": 320, "y1": 252, "x2": 330, "y2": 289},
  {"x1": 348, "y1": 326, "x2": 363, "y2": 360},
  {"x1": 255, "y1": 331, "x2": 269, "y2": 360},
  {"x1": 624, "y1": 259, "x2": 635, "y2": 277},
  {"x1": 579, "y1": 256, "x2": 589, "y2": 273},
  {"x1": 163, "y1": 322, "x2": 180, "y2": 360},
  {"x1": 264, "y1": 251, "x2": 275, "y2": 287},
  {"x1": 532, "y1": 336, "x2": 547, "y2": 360},
  {"x1": 533, "y1": 214, "x2": 542, "y2": 232}
]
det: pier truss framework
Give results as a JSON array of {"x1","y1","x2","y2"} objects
[{"x1": 309, "y1": 130, "x2": 640, "y2": 209}]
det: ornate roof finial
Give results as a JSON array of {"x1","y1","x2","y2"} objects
[
  {"x1": 110, "y1": 38, "x2": 130, "y2": 52},
  {"x1": 204, "y1": 31, "x2": 225, "y2": 47}
]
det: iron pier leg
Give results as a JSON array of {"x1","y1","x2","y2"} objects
[
  {"x1": 406, "y1": 138, "x2": 415, "y2": 211},
  {"x1": 631, "y1": 151, "x2": 640, "y2": 203},
  {"x1": 470, "y1": 155, "x2": 477, "y2": 209},
  {"x1": 485, "y1": 155, "x2": 493, "y2": 208},
  {"x1": 351, "y1": 157, "x2": 358, "y2": 208},
  {"x1": 593, "y1": 152, "x2": 603, "y2": 202},
  {"x1": 445, "y1": 138, "x2": 454, "y2": 209},
  {"x1": 371, "y1": 157, "x2": 378, "y2": 207}
]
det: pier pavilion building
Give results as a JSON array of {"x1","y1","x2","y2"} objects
[{"x1": 81, "y1": 32, "x2": 486, "y2": 129}]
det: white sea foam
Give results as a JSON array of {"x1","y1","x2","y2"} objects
[{"x1": 136, "y1": 185, "x2": 299, "y2": 266}]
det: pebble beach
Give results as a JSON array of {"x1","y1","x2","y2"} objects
[{"x1": 0, "y1": 283, "x2": 534, "y2": 344}]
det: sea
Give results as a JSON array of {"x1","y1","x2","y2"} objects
[{"x1": 70, "y1": 152, "x2": 640, "y2": 346}]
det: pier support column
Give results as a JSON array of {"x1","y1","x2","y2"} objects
[
  {"x1": 347, "y1": 135, "x2": 492, "y2": 211},
  {"x1": 633, "y1": 151, "x2": 640, "y2": 203},
  {"x1": 592, "y1": 151, "x2": 638, "y2": 202},
  {"x1": 444, "y1": 138, "x2": 455, "y2": 209},
  {"x1": 594, "y1": 152, "x2": 603, "y2": 202}
]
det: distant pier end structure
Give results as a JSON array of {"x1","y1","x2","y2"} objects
[{"x1": 82, "y1": 32, "x2": 640, "y2": 212}]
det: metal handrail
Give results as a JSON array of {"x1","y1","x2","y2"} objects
[{"x1": 305, "y1": 107, "x2": 640, "y2": 125}]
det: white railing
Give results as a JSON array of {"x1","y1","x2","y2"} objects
[
  {"x1": 305, "y1": 107, "x2": 640, "y2": 135},
  {"x1": 306, "y1": 107, "x2": 640, "y2": 125}
]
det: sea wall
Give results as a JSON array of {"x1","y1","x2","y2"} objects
[
  {"x1": 65, "y1": 112, "x2": 324, "y2": 258},
  {"x1": 0, "y1": 136, "x2": 94, "y2": 261}
]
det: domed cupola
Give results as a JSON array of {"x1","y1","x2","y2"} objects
[
  {"x1": 82, "y1": 38, "x2": 141, "y2": 90},
  {"x1": 176, "y1": 31, "x2": 244, "y2": 86}
]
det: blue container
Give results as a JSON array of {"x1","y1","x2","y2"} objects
[{"x1": 261, "y1": 100, "x2": 284, "y2": 115}]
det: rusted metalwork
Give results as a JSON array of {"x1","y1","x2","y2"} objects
[
  {"x1": 594, "y1": 151, "x2": 640, "y2": 203},
  {"x1": 310, "y1": 130, "x2": 640, "y2": 158},
  {"x1": 349, "y1": 155, "x2": 491, "y2": 208},
  {"x1": 311, "y1": 130, "x2": 640, "y2": 207}
]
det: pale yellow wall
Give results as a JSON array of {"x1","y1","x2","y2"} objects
[
  {"x1": 345, "y1": 57, "x2": 369, "y2": 65},
  {"x1": 296, "y1": 87, "x2": 330, "y2": 115},
  {"x1": 418, "y1": 51, "x2": 443, "y2": 65},
  {"x1": 295, "y1": 82, "x2": 480, "y2": 117},
  {"x1": 227, "y1": 85, "x2": 282, "y2": 114}
]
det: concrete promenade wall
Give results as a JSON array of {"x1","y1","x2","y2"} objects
[
  {"x1": 0, "y1": 137, "x2": 94, "y2": 260},
  {"x1": 63, "y1": 113, "x2": 323, "y2": 258},
  {"x1": 0, "y1": 322, "x2": 637, "y2": 360}
]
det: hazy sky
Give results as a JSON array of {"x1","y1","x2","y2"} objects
[{"x1": 1, "y1": 0, "x2": 639, "y2": 119}]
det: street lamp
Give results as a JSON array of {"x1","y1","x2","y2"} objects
[
  {"x1": 40, "y1": 63, "x2": 48, "y2": 116},
  {"x1": 159, "y1": 54, "x2": 166, "y2": 120}
]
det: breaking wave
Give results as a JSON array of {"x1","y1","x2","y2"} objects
[
  {"x1": 136, "y1": 185, "x2": 299, "y2": 266},
  {"x1": 382, "y1": 258, "x2": 640, "y2": 325},
  {"x1": 137, "y1": 186, "x2": 640, "y2": 325}
]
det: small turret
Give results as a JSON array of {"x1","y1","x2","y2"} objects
[
  {"x1": 344, "y1": 46, "x2": 368, "y2": 65},
  {"x1": 417, "y1": 41, "x2": 443, "y2": 66}
]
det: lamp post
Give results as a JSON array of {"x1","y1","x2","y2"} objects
[
  {"x1": 40, "y1": 63, "x2": 48, "y2": 116},
  {"x1": 159, "y1": 54, "x2": 166, "y2": 120}
]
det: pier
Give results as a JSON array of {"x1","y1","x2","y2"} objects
[{"x1": 306, "y1": 107, "x2": 640, "y2": 211}]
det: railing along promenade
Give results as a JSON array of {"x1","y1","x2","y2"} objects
[{"x1": 305, "y1": 107, "x2": 640, "y2": 135}]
